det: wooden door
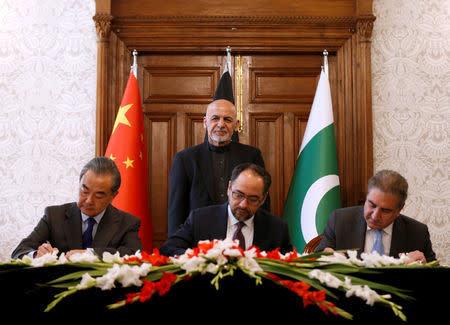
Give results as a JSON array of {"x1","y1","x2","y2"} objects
[
  {"x1": 95, "y1": 0, "x2": 376, "y2": 250},
  {"x1": 138, "y1": 53, "x2": 327, "y2": 248},
  {"x1": 240, "y1": 54, "x2": 324, "y2": 217},
  {"x1": 138, "y1": 54, "x2": 225, "y2": 248}
]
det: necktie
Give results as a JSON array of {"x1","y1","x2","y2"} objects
[
  {"x1": 82, "y1": 217, "x2": 96, "y2": 249},
  {"x1": 233, "y1": 221, "x2": 246, "y2": 250},
  {"x1": 372, "y1": 229, "x2": 384, "y2": 255}
]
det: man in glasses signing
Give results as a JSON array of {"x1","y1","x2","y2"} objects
[{"x1": 160, "y1": 163, "x2": 292, "y2": 257}]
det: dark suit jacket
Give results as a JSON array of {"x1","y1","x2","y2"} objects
[
  {"x1": 160, "y1": 202, "x2": 292, "y2": 256},
  {"x1": 315, "y1": 206, "x2": 436, "y2": 261},
  {"x1": 168, "y1": 140, "x2": 269, "y2": 236},
  {"x1": 11, "y1": 202, "x2": 143, "y2": 259}
]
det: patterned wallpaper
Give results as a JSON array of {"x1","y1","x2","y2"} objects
[
  {"x1": 0, "y1": 0, "x2": 448, "y2": 264},
  {"x1": 372, "y1": 0, "x2": 449, "y2": 264},
  {"x1": 0, "y1": 0, "x2": 97, "y2": 260}
]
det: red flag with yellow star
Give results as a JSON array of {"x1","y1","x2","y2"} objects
[{"x1": 105, "y1": 72, "x2": 153, "y2": 252}]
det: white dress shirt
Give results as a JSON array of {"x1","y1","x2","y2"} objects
[
  {"x1": 364, "y1": 223, "x2": 393, "y2": 255},
  {"x1": 226, "y1": 205, "x2": 254, "y2": 249}
]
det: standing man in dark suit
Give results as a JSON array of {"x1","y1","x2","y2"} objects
[
  {"x1": 168, "y1": 70, "x2": 269, "y2": 236},
  {"x1": 316, "y1": 170, "x2": 436, "y2": 264},
  {"x1": 11, "y1": 157, "x2": 143, "y2": 260},
  {"x1": 161, "y1": 163, "x2": 292, "y2": 256}
]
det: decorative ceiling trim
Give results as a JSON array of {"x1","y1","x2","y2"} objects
[{"x1": 111, "y1": 15, "x2": 361, "y2": 26}]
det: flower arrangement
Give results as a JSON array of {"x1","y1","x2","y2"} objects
[{"x1": 8, "y1": 239, "x2": 440, "y2": 320}]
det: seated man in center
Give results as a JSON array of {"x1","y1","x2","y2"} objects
[{"x1": 160, "y1": 163, "x2": 292, "y2": 256}]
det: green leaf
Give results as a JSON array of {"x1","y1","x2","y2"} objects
[
  {"x1": 46, "y1": 269, "x2": 106, "y2": 285},
  {"x1": 334, "y1": 273, "x2": 414, "y2": 301},
  {"x1": 257, "y1": 260, "x2": 338, "y2": 299}
]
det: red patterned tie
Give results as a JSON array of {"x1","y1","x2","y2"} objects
[{"x1": 233, "y1": 221, "x2": 246, "y2": 250}]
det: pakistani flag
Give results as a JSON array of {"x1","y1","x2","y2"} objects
[{"x1": 282, "y1": 70, "x2": 341, "y2": 251}]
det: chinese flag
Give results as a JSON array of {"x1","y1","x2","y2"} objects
[{"x1": 105, "y1": 72, "x2": 153, "y2": 252}]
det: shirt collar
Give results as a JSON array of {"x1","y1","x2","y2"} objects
[
  {"x1": 227, "y1": 204, "x2": 254, "y2": 227},
  {"x1": 207, "y1": 141, "x2": 231, "y2": 153},
  {"x1": 81, "y1": 209, "x2": 106, "y2": 224}
]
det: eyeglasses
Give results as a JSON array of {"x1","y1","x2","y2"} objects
[{"x1": 231, "y1": 190, "x2": 261, "y2": 205}]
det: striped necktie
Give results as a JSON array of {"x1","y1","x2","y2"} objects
[{"x1": 233, "y1": 221, "x2": 246, "y2": 250}]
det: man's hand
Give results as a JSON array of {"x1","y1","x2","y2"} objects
[
  {"x1": 66, "y1": 249, "x2": 88, "y2": 261},
  {"x1": 35, "y1": 242, "x2": 58, "y2": 258},
  {"x1": 323, "y1": 247, "x2": 335, "y2": 253},
  {"x1": 400, "y1": 250, "x2": 427, "y2": 264}
]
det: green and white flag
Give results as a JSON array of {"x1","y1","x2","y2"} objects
[{"x1": 282, "y1": 70, "x2": 341, "y2": 251}]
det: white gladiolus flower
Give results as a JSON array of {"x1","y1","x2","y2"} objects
[
  {"x1": 181, "y1": 256, "x2": 207, "y2": 273},
  {"x1": 223, "y1": 248, "x2": 243, "y2": 257},
  {"x1": 18, "y1": 254, "x2": 33, "y2": 265},
  {"x1": 244, "y1": 247, "x2": 259, "y2": 258},
  {"x1": 204, "y1": 247, "x2": 224, "y2": 259},
  {"x1": 318, "y1": 250, "x2": 409, "y2": 268},
  {"x1": 56, "y1": 253, "x2": 68, "y2": 264},
  {"x1": 398, "y1": 253, "x2": 409, "y2": 264},
  {"x1": 205, "y1": 263, "x2": 220, "y2": 274},
  {"x1": 237, "y1": 257, "x2": 263, "y2": 275},
  {"x1": 96, "y1": 272, "x2": 117, "y2": 290},
  {"x1": 309, "y1": 270, "x2": 381, "y2": 306},
  {"x1": 346, "y1": 250, "x2": 364, "y2": 266},
  {"x1": 102, "y1": 251, "x2": 123, "y2": 263},
  {"x1": 30, "y1": 251, "x2": 59, "y2": 267},
  {"x1": 68, "y1": 250, "x2": 100, "y2": 263},
  {"x1": 215, "y1": 254, "x2": 228, "y2": 266},
  {"x1": 94, "y1": 263, "x2": 151, "y2": 290},
  {"x1": 309, "y1": 269, "x2": 343, "y2": 288},
  {"x1": 345, "y1": 283, "x2": 381, "y2": 306},
  {"x1": 117, "y1": 264, "x2": 151, "y2": 287},
  {"x1": 318, "y1": 252, "x2": 352, "y2": 265},
  {"x1": 123, "y1": 251, "x2": 142, "y2": 260},
  {"x1": 343, "y1": 277, "x2": 381, "y2": 306},
  {"x1": 76, "y1": 272, "x2": 96, "y2": 289}
]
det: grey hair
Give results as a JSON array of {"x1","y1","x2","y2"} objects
[
  {"x1": 367, "y1": 169, "x2": 408, "y2": 208},
  {"x1": 79, "y1": 157, "x2": 121, "y2": 193}
]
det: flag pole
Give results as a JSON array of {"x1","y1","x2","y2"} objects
[
  {"x1": 131, "y1": 49, "x2": 138, "y2": 77},
  {"x1": 225, "y1": 46, "x2": 232, "y2": 74},
  {"x1": 323, "y1": 49, "x2": 329, "y2": 78}
]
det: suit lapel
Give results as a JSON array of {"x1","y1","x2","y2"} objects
[
  {"x1": 64, "y1": 203, "x2": 83, "y2": 249},
  {"x1": 251, "y1": 210, "x2": 267, "y2": 249},
  {"x1": 217, "y1": 203, "x2": 229, "y2": 240},
  {"x1": 199, "y1": 141, "x2": 216, "y2": 202},
  {"x1": 93, "y1": 205, "x2": 120, "y2": 248},
  {"x1": 354, "y1": 206, "x2": 367, "y2": 257},
  {"x1": 389, "y1": 215, "x2": 405, "y2": 257}
]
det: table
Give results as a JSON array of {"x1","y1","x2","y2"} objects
[{"x1": 1, "y1": 264, "x2": 448, "y2": 323}]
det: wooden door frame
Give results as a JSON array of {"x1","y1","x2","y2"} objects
[{"x1": 93, "y1": 0, "x2": 375, "y2": 207}]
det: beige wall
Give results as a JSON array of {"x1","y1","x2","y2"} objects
[
  {"x1": 0, "y1": 0, "x2": 97, "y2": 260},
  {"x1": 372, "y1": 0, "x2": 449, "y2": 264}
]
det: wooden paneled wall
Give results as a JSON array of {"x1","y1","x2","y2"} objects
[{"x1": 94, "y1": 0, "x2": 375, "y2": 248}]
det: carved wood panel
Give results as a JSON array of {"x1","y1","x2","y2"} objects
[
  {"x1": 144, "y1": 113, "x2": 176, "y2": 247},
  {"x1": 95, "y1": 0, "x2": 375, "y2": 248},
  {"x1": 243, "y1": 54, "x2": 324, "y2": 218},
  {"x1": 138, "y1": 54, "x2": 226, "y2": 247},
  {"x1": 250, "y1": 113, "x2": 285, "y2": 216}
]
